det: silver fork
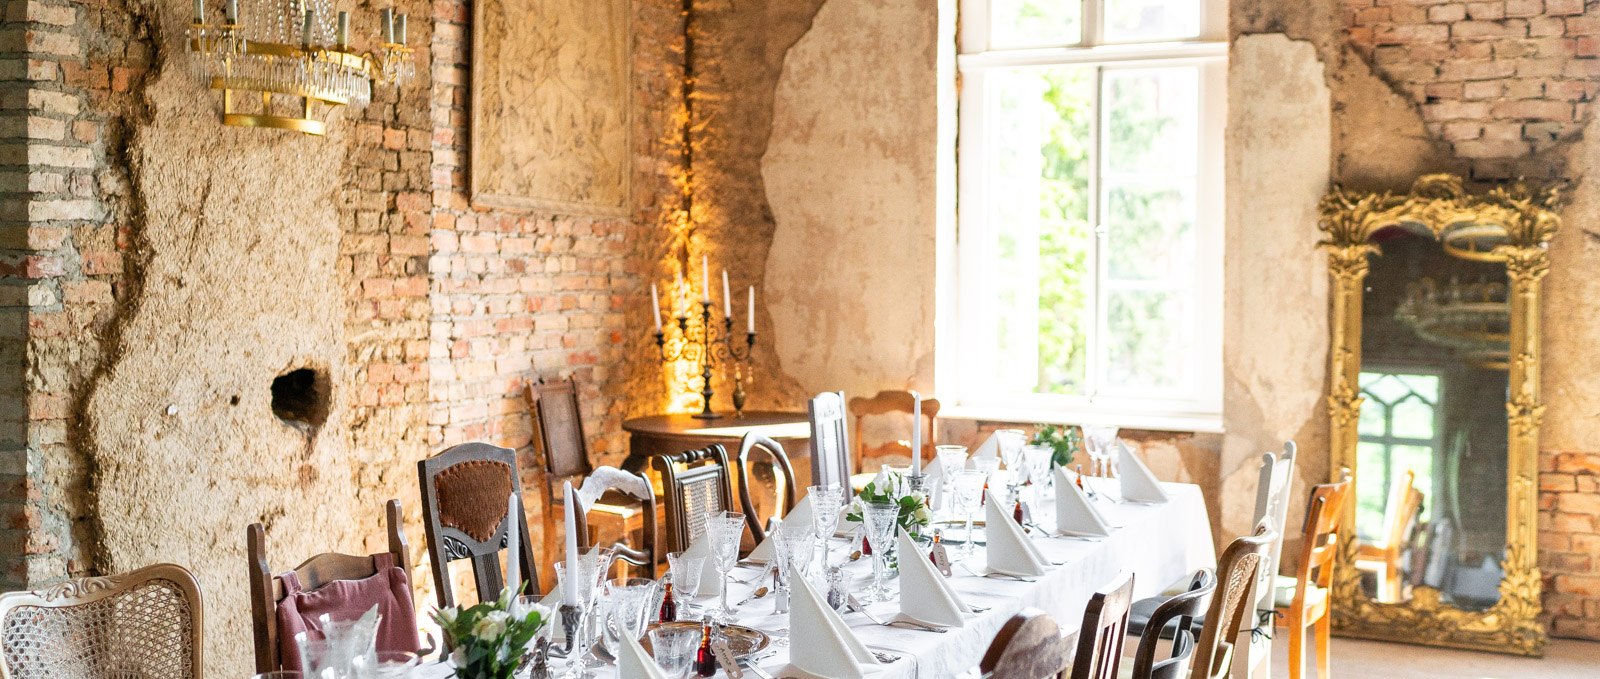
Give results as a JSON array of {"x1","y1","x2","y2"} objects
[{"x1": 846, "y1": 595, "x2": 948, "y2": 633}]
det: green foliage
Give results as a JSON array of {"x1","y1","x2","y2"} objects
[
  {"x1": 845, "y1": 473, "x2": 932, "y2": 536},
  {"x1": 1035, "y1": 67, "x2": 1092, "y2": 394},
  {"x1": 432, "y1": 585, "x2": 551, "y2": 679},
  {"x1": 1030, "y1": 424, "x2": 1079, "y2": 468}
]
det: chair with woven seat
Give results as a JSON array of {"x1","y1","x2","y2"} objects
[
  {"x1": 417, "y1": 442, "x2": 539, "y2": 608},
  {"x1": 807, "y1": 391, "x2": 853, "y2": 496},
  {"x1": 1191, "y1": 524, "x2": 1276, "y2": 679},
  {"x1": 980, "y1": 608, "x2": 1069, "y2": 679},
  {"x1": 570, "y1": 467, "x2": 658, "y2": 579},
  {"x1": 528, "y1": 377, "x2": 655, "y2": 579},
  {"x1": 1355, "y1": 469, "x2": 1422, "y2": 603},
  {"x1": 653, "y1": 444, "x2": 737, "y2": 553},
  {"x1": 248, "y1": 499, "x2": 425, "y2": 673},
  {"x1": 0, "y1": 562, "x2": 203, "y2": 679},
  {"x1": 848, "y1": 390, "x2": 939, "y2": 476},
  {"x1": 1277, "y1": 474, "x2": 1352, "y2": 679},
  {"x1": 736, "y1": 432, "x2": 798, "y2": 545}
]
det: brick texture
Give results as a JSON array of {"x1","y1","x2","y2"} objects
[{"x1": 1541, "y1": 450, "x2": 1600, "y2": 639}]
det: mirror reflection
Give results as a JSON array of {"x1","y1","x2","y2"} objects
[{"x1": 1356, "y1": 225, "x2": 1507, "y2": 611}]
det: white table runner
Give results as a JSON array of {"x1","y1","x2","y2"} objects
[{"x1": 417, "y1": 482, "x2": 1214, "y2": 678}]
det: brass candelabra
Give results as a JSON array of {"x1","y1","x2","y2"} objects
[{"x1": 655, "y1": 299, "x2": 755, "y2": 420}]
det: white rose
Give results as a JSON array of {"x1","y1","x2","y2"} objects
[
  {"x1": 472, "y1": 610, "x2": 510, "y2": 640},
  {"x1": 437, "y1": 607, "x2": 458, "y2": 627}
]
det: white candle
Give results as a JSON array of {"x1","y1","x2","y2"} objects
[
  {"x1": 701, "y1": 256, "x2": 711, "y2": 303},
  {"x1": 396, "y1": 13, "x2": 407, "y2": 46},
  {"x1": 747, "y1": 286, "x2": 754, "y2": 333},
  {"x1": 910, "y1": 391, "x2": 922, "y2": 475},
  {"x1": 563, "y1": 481, "x2": 580, "y2": 606},
  {"x1": 224, "y1": 0, "x2": 237, "y2": 23},
  {"x1": 721, "y1": 270, "x2": 731, "y2": 317},
  {"x1": 301, "y1": 9, "x2": 313, "y2": 47},
  {"x1": 335, "y1": 11, "x2": 348, "y2": 46},
  {"x1": 380, "y1": 8, "x2": 394, "y2": 43},
  {"x1": 193, "y1": 0, "x2": 203, "y2": 23},
  {"x1": 505, "y1": 492, "x2": 521, "y2": 595},
  {"x1": 651, "y1": 283, "x2": 662, "y2": 331}
]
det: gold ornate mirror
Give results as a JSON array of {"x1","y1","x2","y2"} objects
[{"x1": 1317, "y1": 174, "x2": 1560, "y2": 656}]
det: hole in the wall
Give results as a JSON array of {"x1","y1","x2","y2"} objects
[{"x1": 271, "y1": 367, "x2": 329, "y2": 430}]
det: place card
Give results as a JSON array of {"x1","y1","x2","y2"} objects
[{"x1": 713, "y1": 638, "x2": 744, "y2": 678}]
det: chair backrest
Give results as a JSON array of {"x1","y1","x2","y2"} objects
[
  {"x1": 1251, "y1": 441, "x2": 1297, "y2": 612},
  {"x1": 1191, "y1": 525, "x2": 1275, "y2": 679},
  {"x1": 807, "y1": 391, "x2": 852, "y2": 493},
  {"x1": 528, "y1": 376, "x2": 592, "y2": 496},
  {"x1": 1069, "y1": 571, "x2": 1135, "y2": 679},
  {"x1": 571, "y1": 469, "x2": 659, "y2": 578},
  {"x1": 417, "y1": 442, "x2": 539, "y2": 609},
  {"x1": 248, "y1": 499, "x2": 417, "y2": 673},
  {"x1": 0, "y1": 562, "x2": 203, "y2": 679},
  {"x1": 980, "y1": 608, "x2": 1067, "y2": 679},
  {"x1": 1295, "y1": 473, "x2": 1353, "y2": 596},
  {"x1": 1380, "y1": 470, "x2": 1419, "y2": 550},
  {"x1": 847, "y1": 390, "x2": 940, "y2": 474},
  {"x1": 736, "y1": 432, "x2": 798, "y2": 544},
  {"x1": 653, "y1": 444, "x2": 736, "y2": 553},
  {"x1": 1130, "y1": 570, "x2": 1214, "y2": 679}
]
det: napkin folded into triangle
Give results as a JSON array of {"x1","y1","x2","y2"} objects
[
  {"x1": 1055, "y1": 467, "x2": 1113, "y2": 537},
  {"x1": 749, "y1": 495, "x2": 817, "y2": 562},
  {"x1": 923, "y1": 462, "x2": 947, "y2": 511},
  {"x1": 788, "y1": 574, "x2": 881, "y2": 679},
  {"x1": 618, "y1": 631, "x2": 670, "y2": 679},
  {"x1": 894, "y1": 528, "x2": 967, "y2": 627},
  {"x1": 984, "y1": 490, "x2": 1049, "y2": 577},
  {"x1": 1117, "y1": 440, "x2": 1170, "y2": 504},
  {"x1": 680, "y1": 534, "x2": 723, "y2": 596},
  {"x1": 970, "y1": 432, "x2": 1000, "y2": 465}
]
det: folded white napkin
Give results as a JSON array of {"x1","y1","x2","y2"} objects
[
  {"x1": 984, "y1": 490, "x2": 1049, "y2": 577},
  {"x1": 681, "y1": 535, "x2": 723, "y2": 596},
  {"x1": 618, "y1": 631, "x2": 670, "y2": 679},
  {"x1": 788, "y1": 572, "x2": 881, "y2": 679},
  {"x1": 837, "y1": 504, "x2": 860, "y2": 536},
  {"x1": 749, "y1": 496, "x2": 817, "y2": 562},
  {"x1": 970, "y1": 432, "x2": 1000, "y2": 465},
  {"x1": 894, "y1": 528, "x2": 967, "y2": 627},
  {"x1": 1054, "y1": 467, "x2": 1113, "y2": 537},
  {"x1": 1117, "y1": 440, "x2": 1170, "y2": 503},
  {"x1": 924, "y1": 462, "x2": 946, "y2": 511},
  {"x1": 575, "y1": 466, "x2": 652, "y2": 508}
]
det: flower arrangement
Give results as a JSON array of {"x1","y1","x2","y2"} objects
[
  {"x1": 846, "y1": 472, "x2": 932, "y2": 537},
  {"x1": 1032, "y1": 424, "x2": 1079, "y2": 469},
  {"x1": 432, "y1": 587, "x2": 552, "y2": 679}
]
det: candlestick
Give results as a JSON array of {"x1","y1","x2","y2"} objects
[
  {"x1": 396, "y1": 13, "x2": 407, "y2": 46},
  {"x1": 381, "y1": 8, "x2": 394, "y2": 43},
  {"x1": 701, "y1": 255, "x2": 711, "y2": 303},
  {"x1": 651, "y1": 283, "x2": 663, "y2": 331},
  {"x1": 721, "y1": 270, "x2": 731, "y2": 317},
  {"x1": 747, "y1": 286, "x2": 754, "y2": 334},
  {"x1": 505, "y1": 492, "x2": 521, "y2": 595},
  {"x1": 651, "y1": 274, "x2": 756, "y2": 419},
  {"x1": 562, "y1": 481, "x2": 580, "y2": 606},
  {"x1": 910, "y1": 391, "x2": 922, "y2": 475}
]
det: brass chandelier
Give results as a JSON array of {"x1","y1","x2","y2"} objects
[
  {"x1": 1396, "y1": 276, "x2": 1510, "y2": 369},
  {"x1": 187, "y1": 0, "x2": 414, "y2": 135}
]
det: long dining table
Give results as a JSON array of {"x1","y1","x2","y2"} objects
[{"x1": 419, "y1": 481, "x2": 1214, "y2": 678}]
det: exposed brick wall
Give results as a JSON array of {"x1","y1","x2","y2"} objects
[
  {"x1": 1346, "y1": 0, "x2": 1600, "y2": 179},
  {"x1": 1540, "y1": 451, "x2": 1600, "y2": 639}
]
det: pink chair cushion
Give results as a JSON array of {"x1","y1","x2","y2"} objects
[{"x1": 275, "y1": 552, "x2": 421, "y2": 671}]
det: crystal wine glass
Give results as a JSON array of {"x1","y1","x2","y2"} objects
[
  {"x1": 665, "y1": 550, "x2": 706, "y2": 618},
  {"x1": 808, "y1": 484, "x2": 843, "y2": 567},
  {"x1": 934, "y1": 445, "x2": 968, "y2": 521},
  {"x1": 1023, "y1": 443, "x2": 1054, "y2": 507},
  {"x1": 554, "y1": 549, "x2": 614, "y2": 677},
  {"x1": 771, "y1": 524, "x2": 814, "y2": 614},
  {"x1": 705, "y1": 511, "x2": 746, "y2": 621},
  {"x1": 996, "y1": 429, "x2": 1028, "y2": 497},
  {"x1": 599, "y1": 577, "x2": 658, "y2": 660},
  {"x1": 953, "y1": 469, "x2": 989, "y2": 558},
  {"x1": 859, "y1": 500, "x2": 900, "y2": 602}
]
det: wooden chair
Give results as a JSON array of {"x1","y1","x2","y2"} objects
[
  {"x1": 248, "y1": 499, "x2": 423, "y2": 673},
  {"x1": 847, "y1": 390, "x2": 939, "y2": 475},
  {"x1": 1355, "y1": 469, "x2": 1422, "y2": 603},
  {"x1": 736, "y1": 432, "x2": 797, "y2": 545},
  {"x1": 1191, "y1": 524, "x2": 1275, "y2": 679},
  {"x1": 1276, "y1": 474, "x2": 1352, "y2": 679},
  {"x1": 1128, "y1": 570, "x2": 1213, "y2": 679},
  {"x1": 807, "y1": 391, "x2": 853, "y2": 494},
  {"x1": 571, "y1": 468, "x2": 658, "y2": 578},
  {"x1": 417, "y1": 442, "x2": 539, "y2": 609},
  {"x1": 1066, "y1": 572, "x2": 1135, "y2": 679},
  {"x1": 0, "y1": 563, "x2": 203, "y2": 679},
  {"x1": 527, "y1": 377, "x2": 654, "y2": 578},
  {"x1": 980, "y1": 608, "x2": 1068, "y2": 679},
  {"x1": 652, "y1": 444, "x2": 736, "y2": 553}
]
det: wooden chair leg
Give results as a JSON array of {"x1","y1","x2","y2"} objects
[
  {"x1": 1314, "y1": 611, "x2": 1332, "y2": 679},
  {"x1": 1287, "y1": 612, "x2": 1304, "y2": 679}
]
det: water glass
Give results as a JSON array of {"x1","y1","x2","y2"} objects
[
  {"x1": 599, "y1": 577, "x2": 659, "y2": 659},
  {"x1": 996, "y1": 429, "x2": 1027, "y2": 493},
  {"x1": 649, "y1": 626, "x2": 699, "y2": 676},
  {"x1": 706, "y1": 511, "x2": 746, "y2": 620},
  {"x1": 1023, "y1": 443, "x2": 1054, "y2": 506},
  {"x1": 808, "y1": 484, "x2": 843, "y2": 566},
  {"x1": 1084, "y1": 425, "x2": 1120, "y2": 477},
  {"x1": 297, "y1": 610, "x2": 381, "y2": 679},
  {"x1": 666, "y1": 551, "x2": 706, "y2": 599},
  {"x1": 953, "y1": 470, "x2": 989, "y2": 557},
  {"x1": 772, "y1": 524, "x2": 815, "y2": 613},
  {"x1": 859, "y1": 500, "x2": 899, "y2": 602},
  {"x1": 934, "y1": 445, "x2": 968, "y2": 518}
]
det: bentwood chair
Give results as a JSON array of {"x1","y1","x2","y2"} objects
[
  {"x1": 417, "y1": 442, "x2": 539, "y2": 609},
  {"x1": 528, "y1": 377, "x2": 654, "y2": 577},
  {"x1": 248, "y1": 499, "x2": 424, "y2": 673},
  {"x1": 0, "y1": 562, "x2": 203, "y2": 679},
  {"x1": 1067, "y1": 572, "x2": 1136, "y2": 679},
  {"x1": 980, "y1": 608, "x2": 1069, "y2": 679},
  {"x1": 570, "y1": 468, "x2": 658, "y2": 578},
  {"x1": 1355, "y1": 469, "x2": 1422, "y2": 603},
  {"x1": 653, "y1": 444, "x2": 736, "y2": 553},
  {"x1": 847, "y1": 390, "x2": 940, "y2": 475},
  {"x1": 1128, "y1": 570, "x2": 1214, "y2": 679},
  {"x1": 1277, "y1": 475, "x2": 1352, "y2": 679},
  {"x1": 1187, "y1": 525, "x2": 1275, "y2": 679},
  {"x1": 807, "y1": 391, "x2": 853, "y2": 494},
  {"x1": 736, "y1": 432, "x2": 798, "y2": 544}
]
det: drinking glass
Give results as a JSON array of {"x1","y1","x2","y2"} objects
[
  {"x1": 649, "y1": 626, "x2": 699, "y2": 677},
  {"x1": 599, "y1": 577, "x2": 659, "y2": 660},
  {"x1": 934, "y1": 445, "x2": 968, "y2": 519},
  {"x1": 705, "y1": 511, "x2": 746, "y2": 621},
  {"x1": 996, "y1": 429, "x2": 1028, "y2": 496},
  {"x1": 297, "y1": 610, "x2": 380, "y2": 679},
  {"x1": 808, "y1": 484, "x2": 844, "y2": 567},
  {"x1": 1083, "y1": 425, "x2": 1119, "y2": 477},
  {"x1": 771, "y1": 524, "x2": 814, "y2": 614},
  {"x1": 859, "y1": 500, "x2": 899, "y2": 602},
  {"x1": 666, "y1": 550, "x2": 706, "y2": 599},
  {"x1": 554, "y1": 550, "x2": 614, "y2": 677},
  {"x1": 953, "y1": 470, "x2": 989, "y2": 557},
  {"x1": 1023, "y1": 443, "x2": 1054, "y2": 506}
]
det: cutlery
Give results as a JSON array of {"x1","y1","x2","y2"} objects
[
  {"x1": 735, "y1": 586, "x2": 770, "y2": 607},
  {"x1": 846, "y1": 595, "x2": 947, "y2": 633},
  {"x1": 958, "y1": 561, "x2": 1037, "y2": 582}
]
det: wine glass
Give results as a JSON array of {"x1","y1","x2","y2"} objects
[
  {"x1": 599, "y1": 577, "x2": 658, "y2": 660},
  {"x1": 808, "y1": 484, "x2": 843, "y2": 567},
  {"x1": 1083, "y1": 425, "x2": 1118, "y2": 475},
  {"x1": 771, "y1": 524, "x2": 814, "y2": 614},
  {"x1": 649, "y1": 626, "x2": 699, "y2": 677},
  {"x1": 665, "y1": 550, "x2": 706, "y2": 618},
  {"x1": 554, "y1": 550, "x2": 613, "y2": 677},
  {"x1": 705, "y1": 511, "x2": 746, "y2": 621},
  {"x1": 859, "y1": 500, "x2": 900, "y2": 602},
  {"x1": 953, "y1": 469, "x2": 988, "y2": 558},
  {"x1": 934, "y1": 445, "x2": 968, "y2": 520},
  {"x1": 996, "y1": 429, "x2": 1027, "y2": 497},
  {"x1": 1023, "y1": 443, "x2": 1054, "y2": 507}
]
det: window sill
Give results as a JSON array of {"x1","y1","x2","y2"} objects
[{"x1": 939, "y1": 404, "x2": 1225, "y2": 435}]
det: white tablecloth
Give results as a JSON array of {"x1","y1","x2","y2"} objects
[{"x1": 418, "y1": 481, "x2": 1214, "y2": 678}]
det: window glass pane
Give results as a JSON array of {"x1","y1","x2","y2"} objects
[
  {"x1": 990, "y1": 0, "x2": 1082, "y2": 49},
  {"x1": 982, "y1": 66, "x2": 1095, "y2": 396},
  {"x1": 1391, "y1": 395, "x2": 1436, "y2": 439},
  {"x1": 1104, "y1": 68, "x2": 1198, "y2": 176},
  {"x1": 1103, "y1": 0, "x2": 1201, "y2": 42},
  {"x1": 1104, "y1": 181, "x2": 1194, "y2": 281},
  {"x1": 1358, "y1": 397, "x2": 1388, "y2": 436},
  {"x1": 1356, "y1": 441, "x2": 1389, "y2": 539},
  {"x1": 1103, "y1": 290, "x2": 1188, "y2": 392}
]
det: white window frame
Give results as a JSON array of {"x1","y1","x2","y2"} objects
[{"x1": 944, "y1": 0, "x2": 1228, "y2": 433}]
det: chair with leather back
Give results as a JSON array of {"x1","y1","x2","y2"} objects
[{"x1": 417, "y1": 442, "x2": 539, "y2": 608}]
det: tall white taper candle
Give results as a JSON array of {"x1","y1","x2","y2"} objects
[
  {"x1": 701, "y1": 255, "x2": 710, "y2": 303},
  {"x1": 193, "y1": 0, "x2": 204, "y2": 23},
  {"x1": 380, "y1": 8, "x2": 394, "y2": 43},
  {"x1": 505, "y1": 492, "x2": 521, "y2": 595},
  {"x1": 563, "y1": 481, "x2": 579, "y2": 606},
  {"x1": 225, "y1": 0, "x2": 237, "y2": 23},
  {"x1": 910, "y1": 390, "x2": 922, "y2": 475},
  {"x1": 747, "y1": 286, "x2": 754, "y2": 333},
  {"x1": 651, "y1": 283, "x2": 662, "y2": 331},
  {"x1": 721, "y1": 270, "x2": 731, "y2": 317},
  {"x1": 336, "y1": 11, "x2": 349, "y2": 47}
]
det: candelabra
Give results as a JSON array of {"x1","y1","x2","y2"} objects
[
  {"x1": 186, "y1": 0, "x2": 415, "y2": 135},
  {"x1": 655, "y1": 299, "x2": 755, "y2": 419}
]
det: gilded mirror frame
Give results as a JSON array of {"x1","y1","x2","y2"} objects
[{"x1": 1317, "y1": 173, "x2": 1561, "y2": 656}]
